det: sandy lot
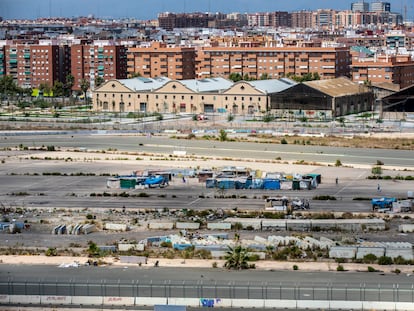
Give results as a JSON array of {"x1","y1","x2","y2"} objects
[
  {"x1": 1, "y1": 144, "x2": 413, "y2": 275},
  {"x1": 1, "y1": 254, "x2": 413, "y2": 274}
]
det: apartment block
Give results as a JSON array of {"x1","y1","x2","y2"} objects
[
  {"x1": 247, "y1": 12, "x2": 290, "y2": 27},
  {"x1": 196, "y1": 46, "x2": 350, "y2": 80},
  {"x1": 127, "y1": 42, "x2": 196, "y2": 80},
  {"x1": 291, "y1": 11, "x2": 313, "y2": 28},
  {"x1": 71, "y1": 43, "x2": 127, "y2": 91},
  {"x1": 351, "y1": 2, "x2": 369, "y2": 12},
  {"x1": 371, "y1": 2, "x2": 391, "y2": 12},
  {"x1": 158, "y1": 12, "x2": 212, "y2": 31},
  {"x1": 2, "y1": 43, "x2": 62, "y2": 89},
  {"x1": 351, "y1": 53, "x2": 414, "y2": 88}
]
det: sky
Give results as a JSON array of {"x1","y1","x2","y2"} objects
[{"x1": 0, "y1": 0, "x2": 412, "y2": 21}]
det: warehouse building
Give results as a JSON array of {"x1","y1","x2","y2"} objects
[
  {"x1": 269, "y1": 77, "x2": 374, "y2": 119},
  {"x1": 380, "y1": 84, "x2": 414, "y2": 119},
  {"x1": 92, "y1": 76, "x2": 295, "y2": 115}
]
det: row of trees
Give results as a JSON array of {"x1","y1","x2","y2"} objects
[{"x1": 0, "y1": 74, "x2": 104, "y2": 102}]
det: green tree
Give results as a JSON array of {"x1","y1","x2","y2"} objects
[
  {"x1": 224, "y1": 245, "x2": 249, "y2": 270},
  {"x1": 64, "y1": 74, "x2": 74, "y2": 97},
  {"x1": 39, "y1": 83, "x2": 52, "y2": 96},
  {"x1": 219, "y1": 129, "x2": 228, "y2": 142},
  {"x1": 130, "y1": 72, "x2": 142, "y2": 78},
  {"x1": 95, "y1": 76, "x2": 105, "y2": 88},
  {"x1": 87, "y1": 240, "x2": 100, "y2": 257},
  {"x1": 80, "y1": 79, "x2": 90, "y2": 102},
  {"x1": 52, "y1": 81, "x2": 64, "y2": 97},
  {"x1": 262, "y1": 114, "x2": 274, "y2": 123},
  {"x1": 229, "y1": 73, "x2": 242, "y2": 82},
  {"x1": 372, "y1": 166, "x2": 383, "y2": 178},
  {"x1": 260, "y1": 73, "x2": 270, "y2": 80},
  {"x1": 0, "y1": 75, "x2": 19, "y2": 99},
  {"x1": 227, "y1": 114, "x2": 234, "y2": 122}
]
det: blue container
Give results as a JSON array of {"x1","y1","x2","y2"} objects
[
  {"x1": 217, "y1": 179, "x2": 235, "y2": 189},
  {"x1": 263, "y1": 179, "x2": 281, "y2": 190},
  {"x1": 206, "y1": 178, "x2": 217, "y2": 188}
]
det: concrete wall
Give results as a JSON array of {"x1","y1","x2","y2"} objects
[
  {"x1": 399, "y1": 224, "x2": 414, "y2": 233},
  {"x1": 149, "y1": 222, "x2": 174, "y2": 230},
  {"x1": 118, "y1": 243, "x2": 145, "y2": 251},
  {"x1": 207, "y1": 222, "x2": 232, "y2": 230},
  {"x1": 4, "y1": 295, "x2": 414, "y2": 310},
  {"x1": 176, "y1": 222, "x2": 200, "y2": 230},
  {"x1": 104, "y1": 223, "x2": 128, "y2": 231}
]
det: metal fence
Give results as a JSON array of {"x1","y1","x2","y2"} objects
[{"x1": 1, "y1": 280, "x2": 414, "y2": 302}]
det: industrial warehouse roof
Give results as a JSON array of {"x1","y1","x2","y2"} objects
[
  {"x1": 117, "y1": 76, "x2": 171, "y2": 91},
  {"x1": 247, "y1": 78, "x2": 297, "y2": 94},
  {"x1": 180, "y1": 77, "x2": 233, "y2": 93},
  {"x1": 304, "y1": 77, "x2": 370, "y2": 98}
]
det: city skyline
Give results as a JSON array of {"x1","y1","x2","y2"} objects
[{"x1": 0, "y1": 0, "x2": 412, "y2": 21}]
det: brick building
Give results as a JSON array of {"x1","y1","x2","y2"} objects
[
  {"x1": 70, "y1": 43, "x2": 127, "y2": 92},
  {"x1": 196, "y1": 46, "x2": 351, "y2": 80},
  {"x1": 351, "y1": 53, "x2": 414, "y2": 89},
  {"x1": 127, "y1": 42, "x2": 196, "y2": 80},
  {"x1": 1, "y1": 43, "x2": 65, "y2": 89}
]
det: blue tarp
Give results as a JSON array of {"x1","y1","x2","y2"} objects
[{"x1": 263, "y1": 179, "x2": 281, "y2": 190}]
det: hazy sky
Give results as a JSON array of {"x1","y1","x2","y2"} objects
[{"x1": 0, "y1": 0, "x2": 412, "y2": 20}]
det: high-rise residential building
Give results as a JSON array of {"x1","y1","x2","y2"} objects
[
  {"x1": 196, "y1": 46, "x2": 350, "y2": 80},
  {"x1": 351, "y1": 1, "x2": 369, "y2": 12},
  {"x1": 371, "y1": 2, "x2": 391, "y2": 12},
  {"x1": 3, "y1": 43, "x2": 64, "y2": 89},
  {"x1": 247, "y1": 12, "x2": 290, "y2": 27},
  {"x1": 158, "y1": 12, "x2": 212, "y2": 31},
  {"x1": 312, "y1": 9, "x2": 336, "y2": 29},
  {"x1": 127, "y1": 42, "x2": 196, "y2": 80},
  {"x1": 270, "y1": 11, "x2": 291, "y2": 28},
  {"x1": 71, "y1": 42, "x2": 127, "y2": 92},
  {"x1": 291, "y1": 11, "x2": 313, "y2": 28}
]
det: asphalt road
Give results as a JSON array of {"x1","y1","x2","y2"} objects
[{"x1": 0, "y1": 133, "x2": 413, "y2": 168}]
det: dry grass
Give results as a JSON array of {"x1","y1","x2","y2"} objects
[{"x1": 250, "y1": 134, "x2": 414, "y2": 150}]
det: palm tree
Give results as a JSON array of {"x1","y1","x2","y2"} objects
[{"x1": 224, "y1": 245, "x2": 249, "y2": 270}]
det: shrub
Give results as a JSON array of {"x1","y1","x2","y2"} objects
[
  {"x1": 212, "y1": 261, "x2": 218, "y2": 268},
  {"x1": 377, "y1": 256, "x2": 393, "y2": 265},
  {"x1": 293, "y1": 264, "x2": 299, "y2": 270},
  {"x1": 335, "y1": 258, "x2": 347, "y2": 263},
  {"x1": 367, "y1": 266, "x2": 377, "y2": 272},
  {"x1": 160, "y1": 241, "x2": 172, "y2": 248},
  {"x1": 362, "y1": 254, "x2": 377, "y2": 264},
  {"x1": 280, "y1": 138, "x2": 288, "y2": 144},
  {"x1": 45, "y1": 247, "x2": 58, "y2": 256},
  {"x1": 336, "y1": 265, "x2": 345, "y2": 271},
  {"x1": 335, "y1": 159, "x2": 342, "y2": 167}
]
